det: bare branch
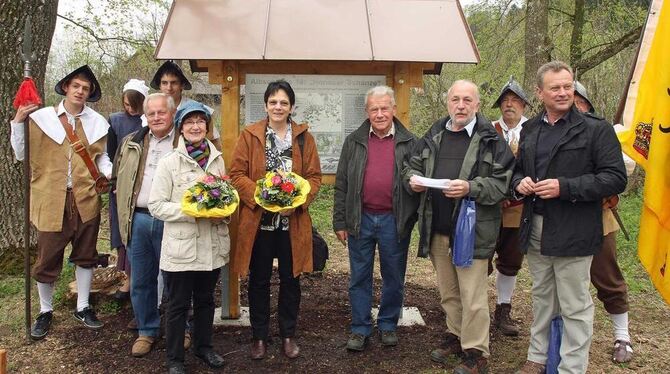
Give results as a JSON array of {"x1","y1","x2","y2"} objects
[
  {"x1": 56, "y1": 13, "x2": 148, "y2": 47},
  {"x1": 573, "y1": 25, "x2": 643, "y2": 75}
]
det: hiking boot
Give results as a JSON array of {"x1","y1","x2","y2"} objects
[
  {"x1": 515, "y1": 360, "x2": 546, "y2": 374},
  {"x1": 380, "y1": 330, "x2": 398, "y2": 346},
  {"x1": 30, "y1": 311, "x2": 53, "y2": 340},
  {"x1": 346, "y1": 333, "x2": 368, "y2": 351},
  {"x1": 430, "y1": 333, "x2": 463, "y2": 364},
  {"x1": 494, "y1": 303, "x2": 519, "y2": 336},
  {"x1": 613, "y1": 340, "x2": 634, "y2": 363},
  {"x1": 454, "y1": 349, "x2": 488, "y2": 374},
  {"x1": 73, "y1": 307, "x2": 104, "y2": 329}
]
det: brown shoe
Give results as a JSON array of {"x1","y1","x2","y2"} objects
[
  {"x1": 494, "y1": 303, "x2": 519, "y2": 336},
  {"x1": 250, "y1": 339, "x2": 267, "y2": 360},
  {"x1": 613, "y1": 340, "x2": 633, "y2": 363},
  {"x1": 454, "y1": 349, "x2": 488, "y2": 374},
  {"x1": 515, "y1": 360, "x2": 546, "y2": 374},
  {"x1": 430, "y1": 333, "x2": 463, "y2": 364},
  {"x1": 131, "y1": 335, "x2": 155, "y2": 357},
  {"x1": 183, "y1": 331, "x2": 192, "y2": 351},
  {"x1": 282, "y1": 337, "x2": 300, "y2": 359}
]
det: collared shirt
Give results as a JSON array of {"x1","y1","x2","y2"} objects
[
  {"x1": 369, "y1": 122, "x2": 396, "y2": 139},
  {"x1": 135, "y1": 127, "x2": 176, "y2": 208},
  {"x1": 495, "y1": 115, "x2": 527, "y2": 155},
  {"x1": 9, "y1": 100, "x2": 113, "y2": 188},
  {"x1": 445, "y1": 116, "x2": 477, "y2": 137}
]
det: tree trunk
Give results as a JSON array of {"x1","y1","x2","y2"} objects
[
  {"x1": 523, "y1": 0, "x2": 552, "y2": 96},
  {"x1": 570, "y1": 0, "x2": 586, "y2": 77},
  {"x1": 0, "y1": 0, "x2": 58, "y2": 273}
]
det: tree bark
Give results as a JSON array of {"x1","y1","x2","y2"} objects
[
  {"x1": 0, "y1": 0, "x2": 58, "y2": 273},
  {"x1": 523, "y1": 0, "x2": 552, "y2": 96},
  {"x1": 573, "y1": 25, "x2": 644, "y2": 76}
]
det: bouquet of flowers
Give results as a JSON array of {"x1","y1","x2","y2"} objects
[
  {"x1": 181, "y1": 173, "x2": 239, "y2": 218},
  {"x1": 254, "y1": 170, "x2": 311, "y2": 212}
]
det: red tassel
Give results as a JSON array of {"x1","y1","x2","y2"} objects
[{"x1": 13, "y1": 77, "x2": 42, "y2": 109}]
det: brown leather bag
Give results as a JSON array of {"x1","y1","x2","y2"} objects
[{"x1": 57, "y1": 113, "x2": 110, "y2": 194}]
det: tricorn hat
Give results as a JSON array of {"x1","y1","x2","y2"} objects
[
  {"x1": 573, "y1": 80, "x2": 594, "y2": 113},
  {"x1": 150, "y1": 60, "x2": 192, "y2": 90},
  {"x1": 492, "y1": 76, "x2": 530, "y2": 108},
  {"x1": 54, "y1": 65, "x2": 102, "y2": 102}
]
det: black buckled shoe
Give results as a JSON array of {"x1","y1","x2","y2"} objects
[
  {"x1": 31, "y1": 311, "x2": 53, "y2": 340},
  {"x1": 73, "y1": 307, "x2": 104, "y2": 329},
  {"x1": 195, "y1": 349, "x2": 225, "y2": 368}
]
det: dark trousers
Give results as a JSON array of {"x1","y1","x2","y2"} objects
[
  {"x1": 248, "y1": 229, "x2": 300, "y2": 340},
  {"x1": 591, "y1": 232, "x2": 629, "y2": 314},
  {"x1": 489, "y1": 227, "x2": 524, "y2": 277},
  {"x1": 33, "y1": 190, "x2": 100, "y2": 283},
  {"x1": 164, "y1": 268, "x2": 221, "y2": 364}
]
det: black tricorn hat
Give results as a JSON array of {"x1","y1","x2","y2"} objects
[
  {"x1": 150, "y1": 60, "x2": 192, "y2": 90},
  {"x1": 54, "y1": 65, "x2": 102, "y2": 102},
  {"x1": 492, "y1": 76, "x2": 530, "y2": 108}
]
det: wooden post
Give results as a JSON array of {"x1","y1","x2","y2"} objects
[
  {"x1": 220, "y1": 60, "x2": 241, "y2": 319},
  {"x1": 0, "y1": 349, "x2": 7, "y2": 374},
  {"x1": 392, "y1": 62, "x2": 411, "y2": 127}
]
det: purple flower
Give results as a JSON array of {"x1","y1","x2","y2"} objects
[
  {"x1": 196, "y1": 194, "x2": 204, "y2": 202},
  {"x1": 210, "y1": 188, "x2": 221, "y2": 198},
  {"x1": 262, "y1": 190, "x2": 269, "y2": 199}
]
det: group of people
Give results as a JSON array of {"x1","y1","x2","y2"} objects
[
  {"x1": 334, "y1": 61, "x2": 632, "y2": 374},
  {"x1": 9, "y1": 59, "x2": 633, "y2": 374}
]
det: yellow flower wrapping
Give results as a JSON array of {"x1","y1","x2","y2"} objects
[
  {"x1": 181, "y1": 189, "x2": 239, "y2": 218},
  {"x1": 254, "y1": 172, "x2": 311, "y2": 212}
]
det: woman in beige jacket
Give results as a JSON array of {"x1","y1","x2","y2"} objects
[{"x1": 148, "y1": 100, "x2": 229, "y2": 374}]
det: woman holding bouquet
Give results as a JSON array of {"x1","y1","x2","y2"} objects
[
  {"x1": 148, "y1": 101, "x2": 229, "y2": 373},
  {"x1": 230, "y1": 80, "x2": 322, "y2": 359}
]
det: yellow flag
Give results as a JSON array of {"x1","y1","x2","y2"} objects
[{"x1": 618, "y1": 0, "x2": 670, "y2": 304}]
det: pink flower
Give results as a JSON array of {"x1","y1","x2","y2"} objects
[
  {"x1": 271, "y1": 175, "x2": 282, "y2": 186},
  {"x1": 221, "y1": 175, "x2": 231, "y2": 181},
  {"x1": 203, "y1": 175, "x2": 216, "y2": 184}
]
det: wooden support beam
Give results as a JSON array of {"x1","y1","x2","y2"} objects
[
  {"x1": 220, "y1": 60, "x2": 241, "y2": 319},
  {"x1": 0, "y1": 349, "x2": 7, "y2": 374},
  {"x1": 392, "y1": 62, "x2": 411, "y2": 127}
]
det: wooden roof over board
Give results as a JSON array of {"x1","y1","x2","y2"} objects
[{"x1": 155, "y1": 0, "x2": 480, "y2": 73}]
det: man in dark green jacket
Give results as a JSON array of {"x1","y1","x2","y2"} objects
[
  {"x1": 333, "y1": 86, "x2": 418, "y2": 352},
  {"x1": 404, "y1": 80, "x2": 514, "y2": 374}
]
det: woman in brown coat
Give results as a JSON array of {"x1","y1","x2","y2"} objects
[{"x1": 229, "y1": 80, "x2": 321, "y2": 360}]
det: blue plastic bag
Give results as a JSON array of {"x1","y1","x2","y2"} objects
[
  {"x1": 546, "y1": 315, "x2": 563, "y2": 374},
  {"x1": 452, "y1": 198, "x2": 476, "y2": 267}
]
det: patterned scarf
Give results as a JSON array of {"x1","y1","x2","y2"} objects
[{"x1": 185, "y1": 139, "x2": 209, "y2": 169}]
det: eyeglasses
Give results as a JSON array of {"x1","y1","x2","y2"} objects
[{"x1": 182, "y1": 119, "x2": 207, "y2": 127}]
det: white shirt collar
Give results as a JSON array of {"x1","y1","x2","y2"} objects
[
  {"x1": 57, "y1": 100, "x2": 86, "y2": 119},
  {"x1": 150, "y1": 125, "x2": 176, "y2": 141},
  {"x1": 369, "y1": 122, "x2": 395, "y2": 138},
  {"x1": 446, "y1": 116, "x2": 477, "y2": 137}
]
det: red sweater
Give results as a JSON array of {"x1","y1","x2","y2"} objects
[{"x1": 362, "y1": 135, "x2": 395, "y2": 213}]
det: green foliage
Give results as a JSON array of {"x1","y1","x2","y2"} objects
[
  {"x1": 0, "y1": 276, "x2": 24, "y2": 297},
  {"x1": 98, "y1": 300, "x2": 122, "y2": 315}
]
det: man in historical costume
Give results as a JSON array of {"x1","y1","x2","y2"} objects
[
  {"x1": 489, "y1": 77, "x2": 530, "y2": 337},
  {"x1": 405, "y1": 80, "x2": 515, "y2": 374},
  {"x1": 149, "y1": 60, "x2": 222, "y2": 150},
  {"x1": 112, "y1": 93, "x2": 177, "y2": 357},
  {"x1": 573, "y1": 80, "x2": 636, "y2": 364},
  {"x1": 512, "y1": 62, "x2": 627, "y2": 374},
  {"x1": 10, "y1": 65, "x2": 112, "y2": 339},
  {"x1": 333, "y1": 85, "x2": 418, "y2": 351}
]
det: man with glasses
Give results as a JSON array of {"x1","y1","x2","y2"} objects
[
  {"x1": 333, "y1": 85, "x2": 418, "y2": 351},
  {"x1": 112, "y1": 93, "x2": 177, "y2": 357}
]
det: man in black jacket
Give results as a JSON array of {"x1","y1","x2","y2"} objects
[{"x1": 512, "y1": 61, "x2": 627, "y2": 374}]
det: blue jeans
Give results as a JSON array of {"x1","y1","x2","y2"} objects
[
  {"x1": 128, "y1": 211, "x2": 164, "y2": 337},
  {"x1": 348, "y1": 212, "x2": 410, "y2": 336}
]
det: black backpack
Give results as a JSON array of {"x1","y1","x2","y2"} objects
[{"x1": 297, "y1": 132, "x2": 329, "y2": 272}]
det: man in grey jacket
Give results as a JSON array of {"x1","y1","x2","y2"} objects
[
  {"x1": 405, "y1": 80, "x2": 514, "y2": 374},
  {"x1": 333, "y1": 86, "x2": 418, "y2": 351},
  {"x1": 112, "y1": 93, "x2": 177, "y2": 357}
]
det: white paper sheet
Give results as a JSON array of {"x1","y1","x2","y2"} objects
[{"x1": 411, "y1": 175, "x2": 451, "y2": 189}]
